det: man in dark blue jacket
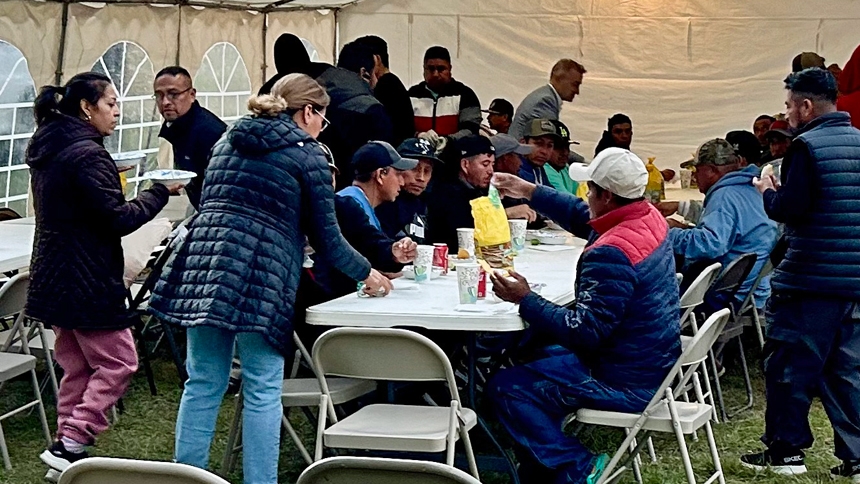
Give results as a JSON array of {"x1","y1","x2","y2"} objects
[
  {"x1": 154, "y1": 66, "x2": 227, "y2": 211},
  {"x1": 742, "y1": 68, "x2": 860, "y2": 481},
  {"x1": 489, "y1": 148, "x2": 681, "y2": 484}
]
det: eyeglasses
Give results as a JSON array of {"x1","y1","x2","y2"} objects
[
  {"x1": 153, "y1": 87, "x2": 192, "y2": 102},
  {"x1": 314, "y1": 109, "x2": 330, "y2": 132}
]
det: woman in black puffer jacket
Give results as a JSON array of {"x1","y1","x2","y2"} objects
[
  {"x1": 148, "y1": 73, "x2": 391, "y2": 484},
  {"x1": 27, "y1": 72, "x2": 182, "y2": 472}
]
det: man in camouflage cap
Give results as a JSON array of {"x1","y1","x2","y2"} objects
[{"x1": 672, "y1": 138, "x2": 779, "y2": 313}]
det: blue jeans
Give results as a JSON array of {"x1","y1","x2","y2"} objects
[
  {"x1": 175, "y1": 326, "x2": 286, "y2": 484},
  {"x1": 489, "y1": 351, "x2": 653, "y2": 484},
  {"x1": 763, "y1": 294, "x2": 860, "y2": 461}
]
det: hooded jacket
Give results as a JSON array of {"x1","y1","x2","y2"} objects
[
  {"x1": 315, "y1": 66, "x2": 394, "y2": 189},
  {"x1": 148, "y1": 112, "x2": 371, "y2": 353},
  {"x1": 26, "y1": 113, "x2": 169, "y2": 329},
  {"x1": 837, "y1": 44, "x2": 860, "y2": 129},
  {"x1": 669, "y1": 166, "x2": 779, "y2": 307}
]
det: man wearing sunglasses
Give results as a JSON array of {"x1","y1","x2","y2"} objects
[
  {"x1": 154, "y1": 66, "x2": 226, "y2": 211},
  {"x1": 408, "y1": 46, "x2": 482, "y2": 152}
]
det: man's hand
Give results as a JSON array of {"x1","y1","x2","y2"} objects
[
  {"x1": 492, "y1": 173, "x2": 537, "y2": 200},
  {"x1": 163, "y1": 183, "x2": 186, "y2": 195},
  {"x1": 505, "y1": 205, "x2": 537, "y2": 222},
  {"x1": 391, "y1": 237, "x2": 418, "y2": 264},
  {"x1": 490, "y1": 270, "x2": 532, "y2": 304},
  {"x1": 667, "y1": 218, "x2": 692, "y2": 229},
  {"x1": 654, "y1": 201, "x2": 679, "y2": 217},
  {"x1": 753, "y1": 175, "x2": 776, "y2": 194},
  {"x1": 361, "y1": 269, "x2": 393, "y2": 297}
]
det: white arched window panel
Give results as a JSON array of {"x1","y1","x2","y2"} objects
[
  {"x1": 300, "y1": 38, "x2": 320, "y2": 63},
  {"x1": 0, "y1": 40, "x2": 36, "y2": 216},
  {"x1": 195, "y1": 42, "x2": 252, "y2": 124},
  {"x1": 92, "y1": 41, "x2": 160, "y2": 198}
]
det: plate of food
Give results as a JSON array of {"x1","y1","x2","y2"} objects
[
  {"x1": 140, "y1": 169, "x2": 196, "y2": 185},
  {"x1": 112, "y1": 151, "x2": 146, "y2": 169},
  {"x1": 527, "y1": 230, "x2": 567, "y2": 245}
]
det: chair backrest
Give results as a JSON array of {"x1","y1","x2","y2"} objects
[
  {"x1": 679, "y1": 262, "x2": 721, "y2": 309},
  {"x1": 706, "y1": 253, "x2": 758, "y2": 310},
  {"x1": 58, "y1": 457, "x2": 231, "y2": 484},
  {"x1": 736, "y1": 257, "x2": 774, "y2": 314},
  {"x1": 642, "y1": 309, "x2": 731, "y2": 411},
  {"x1": 296, "y1": 456, "x2": 482, "y2": 484},
  {"x1": 0, "y1": 272, "x2": 28, "y2": 320}
]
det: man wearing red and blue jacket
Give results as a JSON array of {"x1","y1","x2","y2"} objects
[{"x1": 489, "y1": 148, "x2": 681, "y2": 484}]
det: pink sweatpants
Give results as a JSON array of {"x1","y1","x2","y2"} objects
[{"x1": 53, "y1": 327, "x2": 138, "y2": 445}]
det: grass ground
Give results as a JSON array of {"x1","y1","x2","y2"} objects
[{"x1": 0, "y1": 339, "x2": 845, "y2": 484}]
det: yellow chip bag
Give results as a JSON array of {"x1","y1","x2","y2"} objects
[{"x1": 470, "y1": 185, "x2": 515, "y2": 271}]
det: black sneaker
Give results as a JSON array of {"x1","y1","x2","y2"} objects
[
  {"x1": 40, "y1": 441, "x2": 88, "y2": 472},
  {"x1": 740, "y1": 448, "x2": 807, "y2": 475},
  {"x1": 831, "y1": 460, "x2": 860, "y2": 483}
]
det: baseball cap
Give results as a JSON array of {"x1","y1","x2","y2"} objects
[
  {"x1": 490, "y1": 133, "x2": 532, "y2": 157},
  {"x1": 725, "y1": 130, "x2": 761, "y2": 165},
  {"x1": 765, "y1": 120, "x2": 793, "y2": 139},
  {"x1": 549, "y1": 119, "x2": 581, "y2": 145},
  {"x1": 455, "y1": 135, "x2": 496, "y2": 159},
  {"x1": 681, "y1": 139, "x2": 740, "y2": 169},
  {"x1": 792, "y1": 52, "x2": 826, "y2": 72},
  {"x1": 482, "y1": 98, "x2": 514, "y2": 118},
  {"x1": 351, "y1": 140, "x2": 419, "y2": 175},
  {"x1": 572, "y1": 147, "x2": 648, "y2": 199},
  {"x1": 524, "y1": 118, "x2": 564, "y2": 144},
  {"x1": 397, "y1": 138, "x2": 443, "y2": 164}
]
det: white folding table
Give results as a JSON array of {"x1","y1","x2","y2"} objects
[{"x1": 0, "y1": 220, "x2": 35, "y2": 273}]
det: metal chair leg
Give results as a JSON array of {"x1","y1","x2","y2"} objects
[
  {"x1": 727, "y1": 338, "x2": 754, "y2": 418},
  {"x1": 221, "y1": 393, "x2": 244, "y2": 474},
  {"x1": 709, "y1": 348, "x2": 728, "y2": 422}
]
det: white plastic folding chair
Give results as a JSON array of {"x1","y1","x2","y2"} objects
[
  {"x1": 57, "y1": 457, "x2": 230, "y2": 484},
  {"x1": 0, "y1": 306, "x2": 53, "y2": 468},
  {"x1": 0, "y1": 272, "x2": 60, "y2": 400},
  {"x1": 220, "y1": 332, "x2": 376, "y2": 472},
  {"x1": 296, "y1": 456, "x2": 482, "y2": 484},
  {"x1": 312, "y1": 327, "x2": 479, "y2": 479},
  {"x1": 571, "y1": 309, "x2": 731, "y2": 484},
  {"x1": 678, "y1": 263, "x2": 722, "y2": 422}
]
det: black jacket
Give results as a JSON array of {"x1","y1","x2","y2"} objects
[
  {"x1": 375, "y1": 72, "x2": 415, "y2": 146},
  {"x1": 311, "y1": 195, "x2": 404, "y2": 299},
  {"x1": 376, "y1": 191, "x2": 428, "y2": 244},
  {"x1": 26, "y1": 113, "x2": 169, "y2": 330},
  {"x1": 315, "y1": 66, "x2": 394, "y2": 189},
  {"x1": 148, "y1": 112, "x2": 371, "y2": 354},
  {"x1": 426, "y1": 178, "x2": 487, "y2": 249},
  {"x1": 158, "y1": 101, "x2": 227, "y2": 209}
]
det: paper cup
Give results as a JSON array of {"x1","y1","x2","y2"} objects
[
  {"x1": 456, "y1": 228, "x2": 476, "y2": 258},
  {"x1": 680, "y1": 170, "x2": 692, "y2": 189},
  {"x1": 508, "y1": 219, "x2": 528, "y2": 253},
  {"x1": 456, "y1": 262, "x2": 480, "y2": 304},
  {"x1": 414, "y1": 245, "x2": 434, "y2": 283}
]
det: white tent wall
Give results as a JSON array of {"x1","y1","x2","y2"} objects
[{"x1": 338, "y1": 0, "x2": 860, "y2": 169}]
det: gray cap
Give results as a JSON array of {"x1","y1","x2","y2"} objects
[{"x1": 490, "y1": 133, "x2": 533, "y2": 157}]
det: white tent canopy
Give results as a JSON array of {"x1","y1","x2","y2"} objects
[{"x1": 2, "y1": 0, "x2": 860, "y2": 214}]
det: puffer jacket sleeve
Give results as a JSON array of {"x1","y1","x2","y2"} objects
[
  {"x1": 301, "y1": 148, "x2": 372, "y2": 282},
  {"x1": 529, "y1": 185, "x2": 593, "y2": 239},
  {"x1": 519, "y1": 245, "x2": 636, "y2": 353},
  {"x1": 74, "y1": 146, "x2": 170, "y2": 237}
]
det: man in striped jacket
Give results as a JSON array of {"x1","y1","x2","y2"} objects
[{"x1": 408, "y1": 46, "x2": 482, "y2": 149}]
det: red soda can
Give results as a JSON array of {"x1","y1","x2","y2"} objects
[
  {"x1": 477, "y1": 267, "x2": 487, "y2": 299},
  {"x1": 433, "y1": 243, "x2": 449, "y2": 275}
]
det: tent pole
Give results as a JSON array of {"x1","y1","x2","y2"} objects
[
  {"x1": 175, "y1": 3, "x2": 182, "y2": 65},
  {"x1": 333, "y1": 8, "x2": 338, "y2": 63},
  {"x1": 55, "y1": 0, "x2": 70, "y2": 85},
  {"x1": 261, "y1": 12, "x2": 268, "y2": 86}
]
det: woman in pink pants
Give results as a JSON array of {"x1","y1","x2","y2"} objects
[{"x1": 25, "y1": 72, "x2": 183, "y2": 473}]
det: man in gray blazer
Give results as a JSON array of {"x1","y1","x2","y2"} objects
[{"x1": 510, "y1": 59, "x2": 587, "y2": 141}]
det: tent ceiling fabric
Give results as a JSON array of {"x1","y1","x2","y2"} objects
[
  {"x1": 4, "y1": 0, "x2": 362, "y2": 11},
  {"x1": 339, "y1": 0, "x2": 860, "y2": 169}
]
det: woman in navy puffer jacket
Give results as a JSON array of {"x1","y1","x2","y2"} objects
[{"x1": 148, "y1": 73, "x2": 391, "y2": 484}]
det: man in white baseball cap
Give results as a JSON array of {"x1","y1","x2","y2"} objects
[{"x1": 486, "y1": 148, "x2": 680, "y2": 484}]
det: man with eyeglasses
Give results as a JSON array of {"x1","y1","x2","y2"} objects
[
  {"x1": 408, "y1": 46, "x2": 482, "y2": 153},
  {"x1": 154, "y1": 66, "x2": 226, "y2": 211}
]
